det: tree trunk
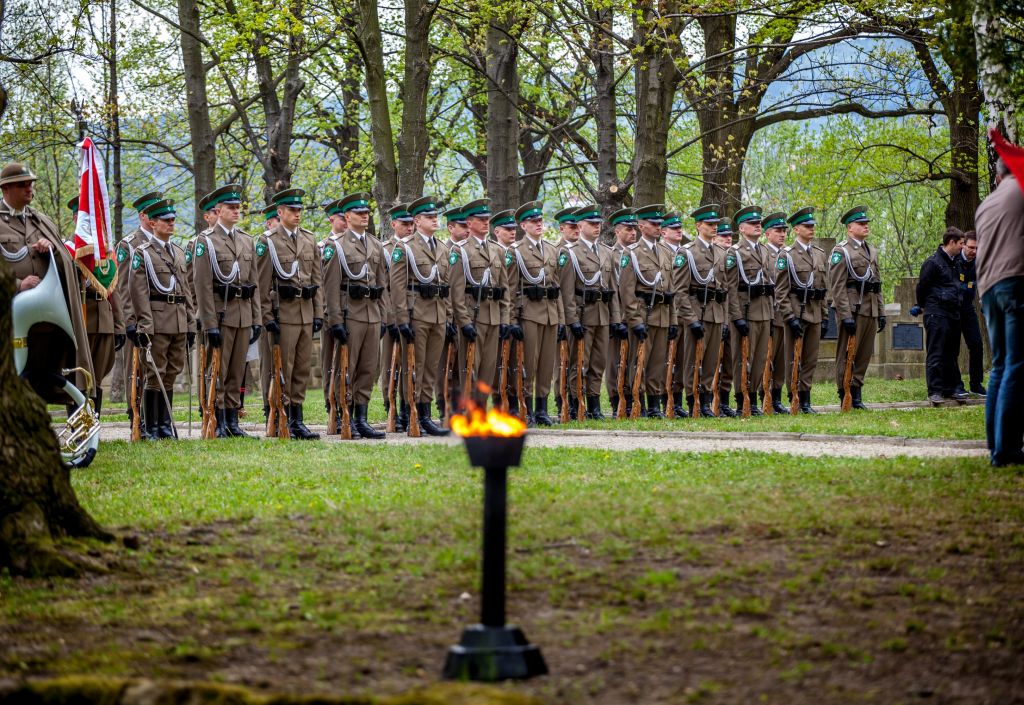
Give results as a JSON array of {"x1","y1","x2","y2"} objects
[
  {"x1": 0, "y1": 261, "x2": 112, "y2": 577},
  {"x1": 486, "y1": 12, "x2": 521, "y2": 211},
  {"x1": 108, "y1": 0, "x2": 123, "y2": 243},
  {"x1": 177, "y1": 0, "x2": 215, "y2": 229},
  {"x1": 973, "y1": 0, "x2": 1018, "y2": 141},
  {"x1": 397, "y1": 0, "x2": 436, "y2": 201}
]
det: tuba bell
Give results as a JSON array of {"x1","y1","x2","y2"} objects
[{"x1": 11, "y1": 251, "x2": 99, "y2": 468}]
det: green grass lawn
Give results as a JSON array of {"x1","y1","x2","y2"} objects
[{"x1": 2, "y1": 443, "x2": 1021, "y2": 703}]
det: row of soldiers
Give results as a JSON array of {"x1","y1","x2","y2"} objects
[{"x1": 0, "y1": 159, "x2": 885, "y2": 441}]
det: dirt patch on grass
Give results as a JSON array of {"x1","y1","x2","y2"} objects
[{"x1": 1, "y1": 516, "x2": 1021, "y2": 704}]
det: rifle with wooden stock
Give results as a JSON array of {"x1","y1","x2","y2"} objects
[
  {"x1": 616, "y1": 337, "x2": 628, "y2": 420},
  {"x1": 691, "y1": 336, "x2": 704, "y2": 419},
  {"x1": 130, "y1": 346, "x2": 142, "y2": 441},
  {"x1": 407, "y1": 340, "x2": 421, "y2": 437},
  {"x1": 201, "y1": 345, "x2": 220, "y2": 439},
  {"x1": 386, "y1": 340, "x2": 400, "y2": 432},
  {"x1": 575, "y1": 336, "x2": 585, "y2": 421},
  {"x1": 515, "y1": 338, "x2": 527, "y2": 421},
  {"x1": 498, "y1": 339, "x2": 510, "y2": 412},
  {"x1": 443, "y1": 339, "x2": 455, "y2": 428},
  {"x1": 266, "y1": 291, "x2": 289, "y2": 439},
  {"x1": 665, "y1": 337, "x2": 677, "y2": 419},
  {"x1": 791, "y1": 301, "x2": 806, "y2": 416},
  {"x1": 327, "y1": 342, "x2": 341, "y2": 436},
  {"x1": 339, "y1": 341, "x2": 352, "y2": 439},
  {"x1": 558, "y1": 338, "x2": 570, "y2": 423},
  {"x1": 762, "y1": 333, "x2": 774, "y2": 415},
  {"x1": 630, "y1": 339, "x2": 645, "y2": 420}
]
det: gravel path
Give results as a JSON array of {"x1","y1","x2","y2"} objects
[{"x1": 93, "y1": 423, "x2": 986, "y2": 459}]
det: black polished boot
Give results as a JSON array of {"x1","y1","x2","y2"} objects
[
  {"x1": 771, "y1": 387, "x2": 786, "y2": 414},
  {"x1": 437, "y1": 398, "x2": 446, "y2": 425},
  {"x1": 838, "y1": 387, "x2": 846, "y2": 405},
  {"x1": 534, "y1": 396, "x2": 555, "y2": 426},
  {"x1": 288, "y1": 403, "x2": 319, "y2": 440},
  {"x1": 395, "y1": 402, "x2": 409, "y2": 433},
  {"x1": 157, "y1": 391, "x2": 177, "y2": 439},
  {"x1": 525, "y1": 397, "x2": 536, "y2": 427},
  {"x1": 799, "y1": 390, "x2": 818, "y2": 414},
  {"x1": 214, "y1": 407, "x2": 228, "y2": 438},
  {"x1": 143, "y1": 389, "x2": 161, "y2": 439},
  {"x1": 646, "y1": 393, "x2": 665, "y2": 419},
  {"x1": 225, "y1": 407, "x2": 253, "y2": 438},
  {"x1": 418, "y1": 402, "x2": 450, "y2": 436},
  {"x1": 355, "y1": 404, "x2": 385, "y2": 439},
  {"x1": 718, "y1": 391, "x2": 737, "y2": 417},
  {"x1": 672, "y1": 391, "x2": 686, "y2": 418},
  {"x1": 555, "y1": 394, "x2": 564, "y2": 418},
  {"x1": 686, "y1": 394, "x2": 696, "y2": 417},
  {"x1": 851, "y1": 386, "x2": 868, "y2": 410},
  {"x1": 608, "y1": 394, "x2": 619, "y2": 418},
  {"x1": 586, "y1": 394, "x2": 606, "y2": 420},
  {"x1": 743, "y1": 391, "x2": 763, "y2": 416},
  {"x1": 699, "y1": 391, "x2": 716, "y2": 418}
]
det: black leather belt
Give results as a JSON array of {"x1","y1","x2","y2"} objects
[
  {"x1": 846, "y1": 280, "x2": 882, "y2": 294},
  {"x1": 795, "y1": 287, "x2": 827, "y2": 303},
  {"x1": 278, "y1": 284, "x2": 320, "y2": 300},
  {"x1": 213, "y1": 283, "x2": 257, "y2": 300},
  {"x1": 689, "y1": 286, "x2": 727, "y2": 304},
  {"x1": 738, "y1": 283, "x2": 775, "y2": 298},
  {"x1": 150, "y1": 293, "x2": 188, "y2": 304},
  {"x1": 637, "y1": 290, "x2": 674, "y2": 305},
  {"x1": 577, "y1": 288, "x2": 613, "y2": 304},
  {"x1": 85, "y1": 291, "x2": 106, "y2": 301},
  {"x1": 411, "y1": 283, "x2": 450, "y2": 299},
  {"x1": 467, "y1": 285, "x2": 505, "y2": 301},
  {"x1": 522, "y1": 285, "x2": 560, "y2": 301},
  {"x1": 346, "y1": 284, "x2": 384, "y2": 300}
]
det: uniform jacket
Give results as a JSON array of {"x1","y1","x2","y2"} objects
[
  {"x1": 257, "y1": 224, "x2": 324, "y2": 326},
  {"x1": 512, "y1": 236, "x2": 563, "y2": 326},
  {"x1": 726, "y1": 237, "x2": 774, "y2": 322},
  {"x1": 764, "y1": 242, "x2": 785, "y2": 326},
  {"x1": 192, "y1": 223, "x2": 261, "y2": 329},
  {"x1": 775, "y1": 241, "x2": 828, "y2": 325},
  {"x1": 129, "y1": 238, "x2": 195, "y2": 334},
  {"x1": 449, "y1": 235, "x2": 510, "y2": 327},
  {"x1": 678, "y1": 237, "x2": 728, "y2": 324},
  {"x1": 829, "y1": 237, "x2": 884, "y2": 319},
  {"x1": 619, "y1": 238, "x2": 676, "y2": 329},
  {"x1": 390, "y1": 232, "x2": 452, "y2": 325},
  {"x1": 558, "y1": 238, "x2": 620, "y2": 327},
  {"x1": 322, "y1": 229, "x2": 389, "y2": 326},
  {"x1": 115, "y1": 227, "x2": 152, "y2": 328}
]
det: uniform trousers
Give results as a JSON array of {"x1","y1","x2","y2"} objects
[
  {"x1": 834, "y1": 313, "x2": 877, "y2": 389},
  {"x1": 523, "y1": 321, "x2": 558, "y2": 398},
  {"x1": 784, "y1": 321, "x2": 821, "y2": 393},
  {"x1": 144, "y1": 333, "x2": 185, "y2": 393}
]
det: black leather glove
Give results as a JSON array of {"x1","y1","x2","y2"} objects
[
  {"x1": 734, "y1": 318, "x2": 750, "y2": 337},
  {"x1": 510, "y1": 324, "x2": 524, "y2": 341},
  {"x1": 399, "y1": 323, "x2": 415, "y2": 341},
  {"x1": 667, "y1": 325, "x2": 679, "y2": 341},
  {"x1": 787, "y1": 318, "x2": 803, "y2": 338},
  {"x1": 569, "y1": 322, "x2": 585, "y2": 340},
  {"x1": 557, "y1": 324, "x2": 567, "y2": 342},
  {"x1": 126, "y1": 324, "x2": 139, "y2": 346},
  {"x1": 877, "y1": 316, "x2": 887, "y2": 332},
  {"x1": 631, "y1": 324, "x2": 648, "y2": 341},
  {"x1": 249, "y1": 325, "x2": 262, "y2": 344},
  {"x1": 114, "y1": 333, "x2": 126, "y2": 351},
  {"x1": 499, "y1": 323, "x2": 510, "y2": 340},
  {"x1": 137, "y1": 332, "x2": 151, "y2": 349},
  {"x1": 820, "y1": 321, "x2": 828, "y2": 339},
  {"x1": 610, "y1": 322, "x2": 628, "y2": 340},
  {"x1": 186, "y1": 331, "x2": 196, "y2": 348},
  {"x1": 380, "y1": 323, "x2": 387, "y2": 339},
  {"x1": 688, "y1": 321, "x2": 704, "y2": 340},
  {"x1": 721, "y1": 324, "x2": 730, "y2": 343},
  {"x1": 461, "y1": 324, "x2": 478, "y2": 341},
  {"x1": 388, "y1": 324, "x2": 400, "y2": 341},
  {"x1": 265, "y1": 319, "x2": 281, "y2": 335},
  {"x1": 445, "y1": 322, "x2": 457, "y2": 342},
  {"x1": 206, "y1": 327, "x2": 222, "y2": 348},
  {"x1": 842, "y1": 317, "x2": 857, "y2": 334},
  {"x1": 313, "y1": 318, "x2": 323, "y2": 334},
  {"x1": 330, "y1": 323, "x2": 349, "y2": 343}
]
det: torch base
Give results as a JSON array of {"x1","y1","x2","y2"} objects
[{"x1": 443, "y1": 624, "x2": 548, "y2": 682}]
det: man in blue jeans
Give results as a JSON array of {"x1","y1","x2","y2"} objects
[{"x1": 976, "y1": 157, "x2": 1024, "y2": 467}]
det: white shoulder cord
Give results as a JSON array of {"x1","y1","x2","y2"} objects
[
  {"x1": 404, "y1": 242, "x2": 438, "y2": 284},
  {"x1": 567, "y1": 247, "x2": 601, "y2": 287},
  {"x1": 460, "y1": 244, "x2": 491, "y2": 287},
  {"x1": 734, "y1": 243, "x2": 763, "y2": 286},
  {"x1": 334, "y1": 240, "x2": 369, "y2": 281},
  {"x1": 841, "y1": 244, "x2": 872, "y2": 282},
  {"x1": 265, "y1": 236, "x2": 300, "y2": 280},
  {"x1": 203, "y1": 234, "x2": 240, "y2": 284},
  {"x1": 687, "y1": 244, "x2": 715, "y2": 286},
  {"x1": 0, "y1": 241, "x2": 28, "y2": 262},
  {"x1": 515, "y1": 247, "x2": 546, "y2": 285},
  {"x1": 785, "y1": 248, "x2": 814, "y2": 289},
  {"x1": 142, "y1": 248, "x2": 177, "y2": 294},
  {"x1": 630, "y1": 249, "x2": 662, "y2": 288}
]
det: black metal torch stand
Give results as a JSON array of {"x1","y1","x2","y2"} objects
[{"x1": 443, "y1": 434, "x2": 548, "y2": 681}]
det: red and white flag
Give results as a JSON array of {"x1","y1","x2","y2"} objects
[
  {"x1": 990, "y1": 128, "x2": 1024, "y2": 194},
  {"x1": 72, "y1": 136, "x2": 117, "y2": 296}
]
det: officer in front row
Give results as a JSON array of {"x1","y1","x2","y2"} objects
[
  {"x1": 775, "y1": 207, "x2": 828, "y2": 413},
  {"x1": 128, "y1": 198, "x2": 194, "y2": 439},
  {"x1": 830, "y1": 205, "x2": 885, "y2": 409},
  {"x1": 256, "y1": 188, "x2": 323, "y2": 440},
  {"x1": 193, "y1": 183, "x2": 262, "y2": 438}
]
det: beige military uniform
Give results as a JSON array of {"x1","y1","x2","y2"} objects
[
  {"x1": 619, "y1": 239, "x2": 677, "y2": 402},
  {"x1": 0, "y1": 202, "x2": 94, "y2": 399},
  {"x1": 679, "y1": 237, "x2": 728, "y2": 396},
  {"x1": 379, "y1": 234, "x2": 407, "y2": 408},
  {"x1": 450, "y1": 235, "x2": 510, "y2": 406},
  {"x1": 492, "y1": 243, "x2": 520, "y2": 402},
  {"x1": 390, "y1": 232, "x2": 452, "y2": 404},
  {"x1": 513, "y1": 236, "x2": 563, "y2": 402},
  {"x1": 128, "y1": 239, "x2": 194, "y2": 392},
  {"x1": 603, "y1": 241, "x2": 629, "y2": 403},
  {"x1": 829, "y1": 237, "x2": 884, "y2": 389},
  {"x1": 764, "y1": 242, "x2": 787, "y2": 393},
  {"x1": 776, "y1": 242, "x2": 828, "y2": 392},
  {"x1": 322, "y1": 229, "x2": 388, "y2": 405},
  {"x1": 116, "y1": 228, "x2": 155, "y2": 405},
  {"x1": 193, "y1": 223, "x2": 261, "y2": 409},
  {"x1": 726, "y1": 238, "x2": 774, "y2": 404},
  {"x1": 663, "y1": 242, "x2": 689, "y2": 402}
]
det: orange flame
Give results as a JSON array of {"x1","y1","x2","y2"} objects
[{"x1": 450, "y1": 399, "x2": 527, "y2": 438}]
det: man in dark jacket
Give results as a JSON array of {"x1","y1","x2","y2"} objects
[
  {"x1": 912, "y1": 227, "x2": 968, "y2": 403},
  {"x1": 955, "y1": 231, "x2": 986, "y2": 396}
]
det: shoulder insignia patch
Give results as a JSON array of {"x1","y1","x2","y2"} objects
[
  {"x1": 777, "y1": 257, "x2": 787, "y2": 271},
  {"x1": 392, "y1": 248, "x2": 403, "y2": 263},
  {"x1": 558, "y1": 252, "x2": 568, "y2": 267},
  {"x1": 674, "y1": 253, "x2": 686, "y2": 268},
  {"x1": 185, "y1": 250, "x2": 193, "y2": 265},
  {"x1": 256, "y1": 242, "x2": 267, "y2": 257},
  {"x1": 116, "y1": 247, "x2": 128, "y2": 264},
  {"x1": 195, "y1": 242, "x2": 207, "y2": 258},
  {"x1": 830, "y1": 251, "x2": 843, "y2": 265},
  {"x1": 323, "y1": 245, "x2": 335, "y2": 262},
  {"x1": 449, "y1": 250, "x2": 459, "y2": 266},
  {"x1": 620, "y1": 254, "x2": 630, "y2": 269},
  {"x1": 504, "y1": 251, "x2": 514, "y2": 267},
  {"x1": 725, "y1": 254, "x2": 736, "y2": 269},
  {"x1": 131, "y1": 253, "x2": 142, "y2": 270}
]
